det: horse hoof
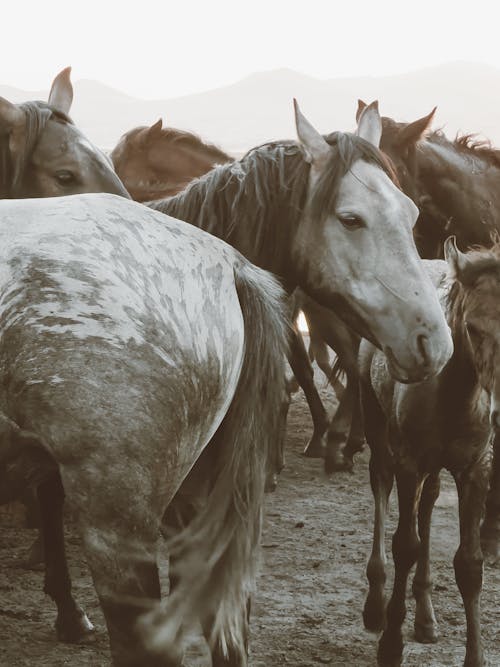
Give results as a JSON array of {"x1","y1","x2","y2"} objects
[
  {"x1": 363, "y1": 600, "x2": 385, "y2": 633},
  {"x1": 302, "y1": 436, "x2": 326, "y2": 458},
  {"x1": 324, "y1": 452, "x2": 353, "y2": 474},
  {"x1": 414, "y1": 622, "x2": 439, "y2": 644},
  {"x1": 377, "y1": 632, "x2": 403, "y2": 667},
  {"x1": 56, "y1": 609, "x2": 95, "y2": 644}
]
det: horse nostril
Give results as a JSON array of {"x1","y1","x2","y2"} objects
[{"x1": 416, "y1": 334, "x2": 430, "y2": 366}]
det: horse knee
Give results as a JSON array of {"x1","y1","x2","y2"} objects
[
  {"x1": 454, "y1": 549, "x2": 483, "y2": 597},
  {"x1": 393, "y1": 530, "x2": 419, "y2": 571}
]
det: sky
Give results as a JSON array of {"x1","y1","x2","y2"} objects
[{"x1": 3, "y1": 0, "x2": 500, "y2": 99}]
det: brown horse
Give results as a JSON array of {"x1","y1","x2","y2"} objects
[
  {"x1": 0, "y1": 67, "x2": 128, "y2": 199},
  {"x1": 360, "y1": 240, "x2": 497, "y2": 667},
  {"x1": 110, "y1": 119, "x2": 232, "y2": 201}
]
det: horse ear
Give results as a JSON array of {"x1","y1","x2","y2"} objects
[
  {"x1": 293, "y1": 99, "x2": 330, "y2": 165},
  {"x1": 0, "y1": 97, "x2": 26, "y2": 157},
  {"x1": 148, "y1": 118, "x2": 163, "y2": 141},
  {"x1": 356, "y1": 100, "x2": 382, "y2": 147},
  {"x1": 48, "y1": 67, "x2": 74, "y2": 115},
  {"x1": 444, "y1": 235, "x2": 469, "y2": 278},
  {"x1": 356, "y1": 99, "x2": 368, "y2": 123},
  {"x1": 398, "y1": 108, "x2": 436, "y2": 147}
]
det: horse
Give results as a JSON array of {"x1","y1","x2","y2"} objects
[
  {"x1": 146, "y1": 102, "x2": 452, "y2": 454},
  {"x1": 110, "y1": 118, "x2": 233, "y2": 201},
  {"x1": 0, "y1": 192, "x2": 289, "y2": 666},
  {"x1": 0, "y1": 67, "x2": 128, "y2": 199},
  {"x1": 110, "y1": 116, "x2": 337, "y2": 460},
  {"x1": 360, "y1": 238, "x2": 498, "y2": 667}
]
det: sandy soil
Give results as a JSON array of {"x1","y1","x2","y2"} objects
[{"x1": 1, "y1": 374, "x2": 499, "y2": 667}]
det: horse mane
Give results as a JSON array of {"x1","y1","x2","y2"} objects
[
  {"x1": 150, "y1": 132, "x2": 394, "y2": 273},
  {"x1": 127, "y1": 124, "x2": 232, "y2": 164},
  {"x1": 0, "y1": 101, "x2": 73, "y2": 198},
  {"x1": 447, "y1": 241, "x2": 500, "y2": 327}
]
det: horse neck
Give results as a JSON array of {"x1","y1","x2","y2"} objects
[
  {"x1": 150, "y1": 151, "x2": 306, "y2": 282},
  {"x1": 443, "y1": 288, "x2": 481, "y2": 407},
  {"x1": 416, "y1": 138, "x2": 500, "y2": 253}
]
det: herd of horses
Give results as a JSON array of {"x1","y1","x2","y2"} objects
[{"x1": 0, "y1": 66, "x2": 499, "y2": 666}]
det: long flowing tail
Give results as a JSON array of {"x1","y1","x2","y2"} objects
[{"x1": 139, "y1": 258, "x2": 289, "y2": 660}]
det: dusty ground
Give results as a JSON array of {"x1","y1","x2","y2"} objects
[{"x1": 1, "y1": 371, "x2": 500, "y2": 666}]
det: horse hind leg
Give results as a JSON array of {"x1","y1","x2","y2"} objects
[
  {"x1": 412, "y1": 472, "x2": 440, "y2": 644},
  {"x1": 453, "y1": 460, "x2": 489, "y2": 667},
  {"x1": 288, "y1": 324, "x2": 328, "y2": 458},
  {"x1": 480, "y1": 432, "x2": 500, "y2": 563},
  {"x1": 37, "y1": 472, "x2": 94, "y2": 642}
]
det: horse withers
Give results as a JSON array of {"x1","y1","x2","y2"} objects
[
  {"x1": 0, "y1": 193, "x2": 288, "y2": 666},
  {"x1": 361, "y1": 238, "x2": 499, "y2": 667}
]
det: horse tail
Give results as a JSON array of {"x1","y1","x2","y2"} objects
[{"x1": 140, "y1": 258, "x2": 289, "y2": 660}]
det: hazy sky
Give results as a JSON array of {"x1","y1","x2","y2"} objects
[{"x1": 3, "y1": 0, "x2": 500, "y2": 99}]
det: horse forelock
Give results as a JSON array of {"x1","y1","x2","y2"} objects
[{"x1": 315, "y1": 131, "x2": 400, "y2": 221}]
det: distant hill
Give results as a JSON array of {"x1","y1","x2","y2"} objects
[{"x1": 2, "y1": 62, "x2": 500, "y2": 152}]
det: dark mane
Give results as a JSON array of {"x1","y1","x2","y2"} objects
[
  {"x1": 424, "y1": 129, "x2": 500, "y2": 168},
  {"x1": 454, "y1": 133, "x2": 500, "y2": 168},
  {"x1": 447, "y1": 243, "x2": 500, "y2": 329},
  {"x1": 0, "y1": 101, "x2": 73, "y2": 198},
  {"x1": 150, "y1": 133, "x2": 394, "y2": 276}
]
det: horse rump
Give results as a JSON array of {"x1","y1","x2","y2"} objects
[{"x1": 137, "y1": 258, "x2": 289, "y2": 660}]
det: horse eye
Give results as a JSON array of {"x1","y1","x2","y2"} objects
[
  {"x1": 55, "y1": 170, "x2": 76, "y2": 185},
  {"x1": 338, "y1": 214, "x2": 365, "y2": 230}
]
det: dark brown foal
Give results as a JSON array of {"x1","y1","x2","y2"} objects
[{"x1": 360, "y1": 242, "x2": 500, "y2": 667}]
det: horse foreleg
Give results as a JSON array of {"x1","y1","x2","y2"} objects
[
  {"x1": 363, "y1": 442, "x2": 394, "y2": 633},
  {"x1": 342, "y1": 383, "x2": 365, "y2": 468},
  {"x1": 480, "y1": 432, "x2": 500, "y2": 562},
  {"x1": 453, "y1": 460, "x2": 489, "y2": 667},
  {"x1": 378, "y1": 471, "x2": 423, "y2": 667},
  {"x1": 288, "y1": 325, "x2": 328, "y2": 458},
  {"x1": 37, "y1": 473, "x2": 94, "y2": 642},
  {"x1": 412, "y1": 472, "x2": 440, "y2": 644}
]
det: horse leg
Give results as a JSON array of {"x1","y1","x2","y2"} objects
[
  {"x1": 378, "y1": 471, "x2": 423, "y2": 667},
  {"x1": 288, "y1": 325, "x2": 328, "y2": 457},
  {"x1": 363, "y1": 437, "x2": 393, "y2": 632},
  {"x1": 81, "y1": 520, "x2": 178, "y2": 667},
  {"x1": 412, "y1": 472, "x2": 440, "y2": 644},
  {"x1": 324, "y1": 337, "x2": 361, "y2": 473},
  {"x1": 308, "y1": 334, "x2": 345, "y2": 398},
  {"x1": 453, "y1": 461, "x2": 489, "y2": 667},
  {"x1": 340, "y1": 379, "x2": 365, "y2": 470},
  {"x1": 325, "y1": 377, "x2": 355, "y2": 473},
  {"x1": 37, "y1": 473, "x2": 94, "y2": 642},
  {"x1": 480, "y1": 432, "x2": 500, "y2": 562}
]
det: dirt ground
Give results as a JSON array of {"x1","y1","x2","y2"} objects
[{"x1": 1, "y1": 368, "x2": 499, "y2": 667}]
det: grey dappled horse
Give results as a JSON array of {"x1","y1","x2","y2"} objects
[{"x1": 0, "y1": 193, "x2": 288, "y2": 666}]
